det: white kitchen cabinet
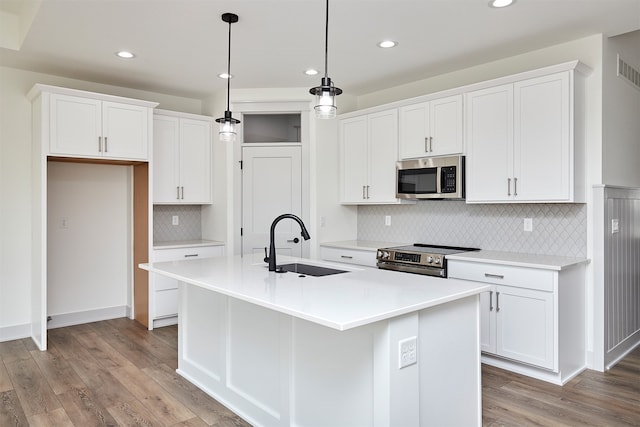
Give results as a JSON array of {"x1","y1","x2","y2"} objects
[
  {"x1": 448, "y1": 258, "x2": 586, "y2": 384},
  {"x1": 320, "y1": 246, "x2": 377, "y2": 267},
  {"x1": 153, "y1": 110, "x2": 212, "y2": 204},
  {"x1": 399, "y1": 94, "x2": 463, "y2": 159},
  {"x1": 339, "y1": 109, "x2": 399, "y2": 204},
  {"x1": 465, "y1": 70, "x2": 584, "y2": 203},
  {"x1": 149, "y1": 244, "x2": 224, "y2": 329},
  {"x1": 50, "y1": 92, "x2": 150, "y2": 160}
]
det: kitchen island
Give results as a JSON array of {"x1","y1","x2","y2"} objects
[{"x1": 140, "y1": 255, "x2": 490, "y2": 427}]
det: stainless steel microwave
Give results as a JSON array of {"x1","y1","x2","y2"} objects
[{"x1": 396, "y1": 155, "x2": 465, "y2": 200}]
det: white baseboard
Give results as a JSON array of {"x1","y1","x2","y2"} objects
[
  {"x1": 47, "y1": 305, "x2": 129, "y2": 329},
  {"x1": 0, "y1": 323, "x2": 31, "y2": 342}
]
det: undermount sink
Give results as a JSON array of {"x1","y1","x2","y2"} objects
[{"x1": 276, "y1": 263, "x2": 347, "y2": 277}]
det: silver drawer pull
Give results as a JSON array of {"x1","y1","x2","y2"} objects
[
  {"x1": 340, "y1": 255, "x2": 353, "y2": 259},
  {"x1": 489, "y1": 290, "x2": 494, "y2": 312},
  {"x1": 496, "y1": 291, "x2": 501, "y2": 312},
  {"x1": 484, "y1": 273, "x2": 504, "y2": 279},
  {"x1": 184, "y1": 254, "x2": 199, "y2": 258}
]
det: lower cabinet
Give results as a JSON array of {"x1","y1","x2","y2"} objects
[
  {"x1": 149, "y1": 244, "x2": 224, "y2": 329},
  {"x1": 448, "y1": 259, "x2": 586, "y2": 384},
  {"x1": 319, "y1": 246, "x2": 377, "y2": 267}
]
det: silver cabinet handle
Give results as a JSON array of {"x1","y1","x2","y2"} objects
[
  {"x1": 340, "y1": 255, "x2": 353, "y2": 259},
  {"x1": 489, "y1": 290, "x2": 494, "y2": 312},
  {"x1": 362, "y1": 185, "x2": 366, "y2": 199},
  {"x1": 98, "y1": 136, "x2": 102, "y2": 152},
  {"x1": 104, "y1": 136, "x2": 108, "y2": 152},
  {"x1": 507, "y1": 178, "x2": 511, "y2": 196},
  {"x1": 366, "y1": 185, "x2": 370, "y2": 199},
  {"x1": 176, "y1": 186, "x2": 180, "y2": 199},
  {"x1": 485, "y1": 273, "x2": 504, "y2": 279},
  {"x1": 181, "y1": 186, "x2": 184, "y2": 200},
  {"x1": 184, "y1": 254, "x2": 198, "y2": 258},
  {"x1": 496, "y1": 291, "x2": 501, "y2": 312},
  {"x1": 429, "y1": 136, "x2": 433, "y2": 152},
  {"x1": 514, "y1": 177, "x2": 518, "y2": 196},
  {"x1": 424, "y1": 137, "x2": 429, "y2": 153}
]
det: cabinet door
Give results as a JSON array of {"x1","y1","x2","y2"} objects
[
  {"x1": 465, "y1": 84, "x2": 514, "y2": 202},
  {"x1": 430, "y1": 95, "x2": 463, "y2": 157},
  {"x1": 153, "y1": 115, "x2": 181, "y2": 203},
  {"x1": 367, "y1": 109, "x2": 398, "y2": 203},
  {"x1": 180, "y1": 118, "x2": 212, "y2": 203},
  {"x1": 102, "y1": 101, "x2": 149, "y2": 160},
  {"x1": 398, "y1": 102, "x2": 429, "y2": 159},
  {"x1": 50, "y1": 93, "x2": 101, "y2": 156},
  {"x1": 514, "y1": 72, "x2": 570, "y2": 201},
  {"x1": 480, "y1": 289, "x2": 497, "y2": 354},
  {"x1": 339, "y1": 116, "x2": 368, "y2": 203},
  {"x1": 496, "y1": 285, "x2": 555, "y2": 370}
]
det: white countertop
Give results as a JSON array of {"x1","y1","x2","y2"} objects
[
  {"x1": 153, "y1": 239, "x2": 225, "y2": 250},
  {"x1": 447, "y1": 250, "x2": 589, "y2": 271},
  {"x1": 320, "y1": 240, "x2": 407, "y2": 252},
  {"x1": 140, "y1": 255, "x2": 490, "y2": 331}
]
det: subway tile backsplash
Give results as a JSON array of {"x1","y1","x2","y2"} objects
[
  {"x1": 358, "y1": 201, "x2": 587, "y2": 257},
  {"x1": 153, "y1": 205, "x2": 202, "y2": 242}
]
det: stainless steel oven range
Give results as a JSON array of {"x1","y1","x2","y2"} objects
[{"x1": 376, "y1": 243, "x2": 479, "y2": 278}]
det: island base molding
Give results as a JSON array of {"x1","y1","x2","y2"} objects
[{"x1": 177, "y1": 282, "x2": 482, "y2": 427}]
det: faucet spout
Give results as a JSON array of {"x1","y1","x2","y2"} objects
[{"x1": 267, "y1": 214, "x2": 311, "y2": 272}]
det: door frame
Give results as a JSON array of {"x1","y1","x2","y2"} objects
[{"x1": 232, "y1": 101, "x2": 311, "y2": 258}]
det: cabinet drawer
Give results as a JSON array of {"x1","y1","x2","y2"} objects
[
  {"x1": 153, "y1": 245, "x2": 224, "y2": 262},
  {"x1": 155, "y1": 289, "x2": 178, "y2": 318},
  {"x1": 320, "y1": 246, "x2": 376, "y2": 267},
  {"x1": 448, "y1": 260, "x2": 555, "y2": 292}
]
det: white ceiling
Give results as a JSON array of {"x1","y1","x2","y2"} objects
[{"x1": 1, "y1": 0, "x2": 639, "y2": 99}]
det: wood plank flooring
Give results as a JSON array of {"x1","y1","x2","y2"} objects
[{"x1": 1, "y1": 318, "x2": 639, "y2": 426}]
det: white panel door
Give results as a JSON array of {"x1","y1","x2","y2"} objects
[
  {"x1": 102, "y1": 101, "x2": 148, "y2": 160},
  {"x1": 153, "y1": 115, "x2": 180, "y2": 202},
  {"x1": 339, "y1": 116, "x2": 368, "y2": 203},
  {"x1": 514, "y1": 72, "x2": 570, "y2": 201},
  {"x1": 480, "y1": 289, "x2": 497, "y2": 354},
  {"x1": 430, "y1": 94, "x2": 463, "y2": 156},
  {"x1": 398, "y1": 102, "x2": 429, "y2": 159},
  {"x1": 367, "y1": 109, "x2": 398, "y2": 203},
  {"x1": 465, "y1": 84, "x2": 514, "y2": 202},
  {"x1": 180, "y1": 118, "x2": 212, "y2": 203},
  {"x1": 242, "y1": 146, "x2": 302, "y2": 262},
  {"x1": 50, "y1": 93, "x2": 101, "y2": 156}
]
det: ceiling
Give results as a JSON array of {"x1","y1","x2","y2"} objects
[{"x1": 1, "y1": 0, "x2": 639, "y2": 100}]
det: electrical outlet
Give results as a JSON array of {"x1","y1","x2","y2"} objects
[
  {"x1": 172, "y1": 215, "x2": 179, "y2": 226},
  {"x1": 524, "y1": 218, "x2": 533, "y2": 232},
  {"x1": 399, "y1": 336, "x2": 417, "y2": 369},
  {"x1": 385, "y1": 215, "x2": 391, "y2": 226},
  {"x1": 612, "y1": 219, "x2": 619, "y2": 234},
  {"x1": 61, "y1": 217, "x2": 69, "y2": 229}
]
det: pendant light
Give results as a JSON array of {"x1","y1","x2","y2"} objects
[
  {"x1": 216, "y1": 13, "x2": 240, "y2": 142},
  {"x1": 309, "y1": 0, "x2": 342, "y2": 119}
]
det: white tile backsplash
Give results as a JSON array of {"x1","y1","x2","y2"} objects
[
  {"x1": 154, "y1": 205, "x2": 202, "y2": 242},
  {"x1": 357, "y1": 201, "x2": 587, "y2": 257}
]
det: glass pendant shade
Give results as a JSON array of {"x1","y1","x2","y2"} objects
[{"x1": 216, "y1": 110, "x2": 239, "y2": 143}]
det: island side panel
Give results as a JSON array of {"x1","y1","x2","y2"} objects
[{"x1": 418, "y1": 294, "x2": 482, "y2": 427}]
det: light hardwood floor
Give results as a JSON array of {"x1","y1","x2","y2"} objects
[{"x1": 1, "y1": 318, "x2": 639, "y2": 426}]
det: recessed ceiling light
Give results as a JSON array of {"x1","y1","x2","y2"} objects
[
  {"x1": 115, "y1": 51, "x2": 135, "y2": 59},
  {"x1": 378, "y1": 40, "x2": 397, "y2": 48},
  {"x1": 305, "y1": 69, "x2": 319, "y2": 76},
  {"x1": 489, "y1": 0, "x2": 515, "y2": 8},
  {"x1": 218, "y1": 73, "x2": 232, "y2": 79}
]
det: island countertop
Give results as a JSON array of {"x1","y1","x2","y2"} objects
[{"x1": 140, "y1": 255, "x2": 490, "y2": 331}]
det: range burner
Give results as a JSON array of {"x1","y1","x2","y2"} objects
[{"x1": 376, "y1": 243, "x2": 480, "y2": 278}]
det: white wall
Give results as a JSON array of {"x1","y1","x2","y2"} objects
[
  {"x1": 47, "y1": 162, "x2": 130, "y2": 319},
  {"x1": 602, "y1": 30, "x2": 640, "y2": 187},
  {"x1": 0, "y1": 65, "x2": 204, "y2": 339}
]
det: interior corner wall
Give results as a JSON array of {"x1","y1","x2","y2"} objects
[{"x1": 602, "y1": 30, "x2": 640, "y2": 188}]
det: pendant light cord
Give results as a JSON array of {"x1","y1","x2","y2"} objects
[
  {"x1": 324, "y1": 0, "x2": 329, "y2": 79},
  {"x1": 226, "y1": 18, "x2": 232, "y2": 112}
]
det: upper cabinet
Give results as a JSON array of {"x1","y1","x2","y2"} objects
[
  {"x1": 28, "y1": 85, "x2": 157, "y2": 161},
  {"x1": 399, "y1": 94, "x2": 463, "y2": 159},
  {"x1": 339, "y1": 109, "x2": 399, "y2": 204},
  {"x1": 153, "y1": 110, "x2": 212, "y2": 204},
  {"x1": 465, "y1": 66, "x2": 587, "y2": 203}
]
